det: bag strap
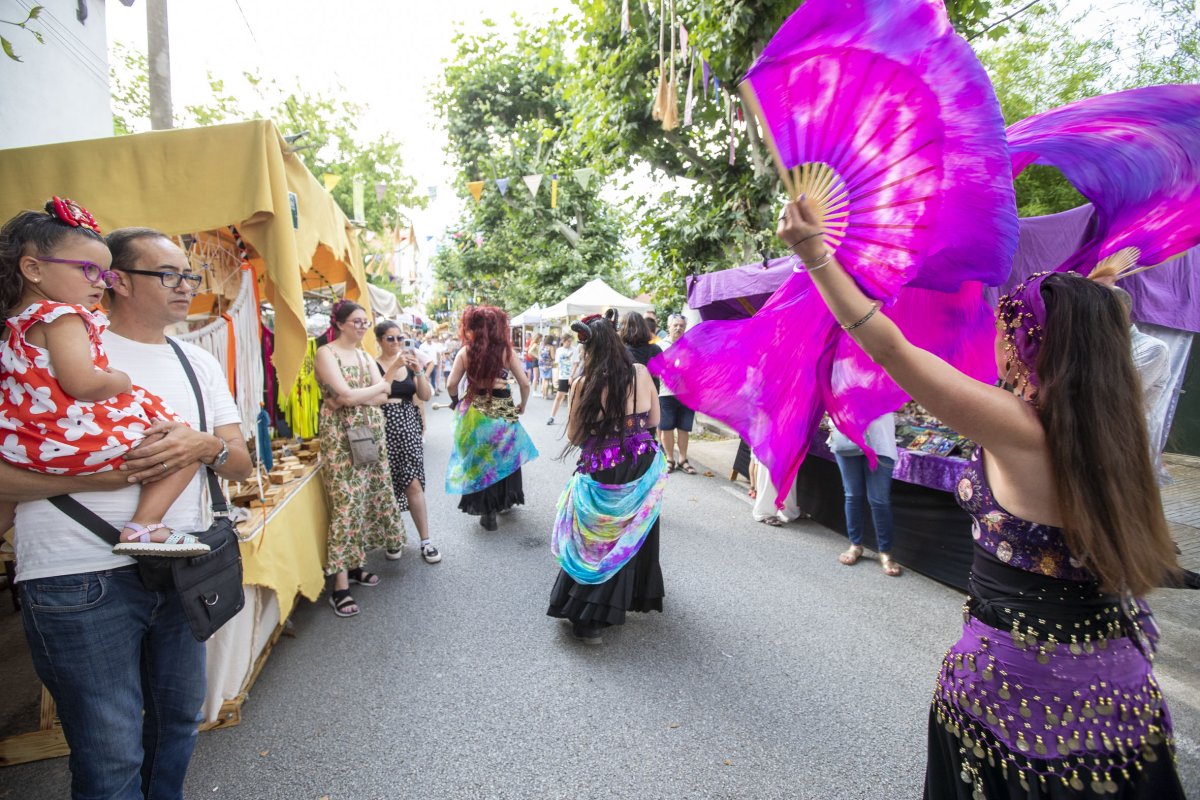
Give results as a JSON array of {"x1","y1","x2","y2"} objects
[
  {"x1": 47, "y1": 337, "x2": 232, "y2": 542},
  {"x1": 165, "y1": 338, "x2": 229, "y2": 515}
]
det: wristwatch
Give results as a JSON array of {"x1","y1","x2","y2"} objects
[{"x1": 206, "y1": 438, "x2": 230, "y2": 468}]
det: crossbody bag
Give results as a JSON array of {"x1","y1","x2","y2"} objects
[
  {"x1": 48, "y1": 338, "x2": 245, "y2": 642},
  {"x1": 330, "y1": 347, "x2": 381, "y2": 466}
]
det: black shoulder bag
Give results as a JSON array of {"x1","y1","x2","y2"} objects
[{"x1": 48, "y1": 338, "x2": 245, "y2": 642}]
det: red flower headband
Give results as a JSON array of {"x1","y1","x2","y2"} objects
[{"x1": 48, "y1": 196, "x2": 102, "y2": 235}]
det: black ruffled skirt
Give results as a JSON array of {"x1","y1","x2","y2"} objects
[
  {"x1": 458, "y1": 469, "x2": 524, "y2": 515},
  {"x1": 546, "y1": 448, "x2": 665, "y2": 627}
]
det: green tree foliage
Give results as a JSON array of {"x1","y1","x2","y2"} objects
[
  {"x1": 107, "y1": 52, "x2": 422, "y2": 237},
  {"x1": 1, "y1": 5, "x2": 44, "y2": 62},
  {"x1": 430, "y1": 19, "x2": 630, "y2": 314},
  {"x1": 564, "y1": 0, "x2": 1037, "y2": 308}
]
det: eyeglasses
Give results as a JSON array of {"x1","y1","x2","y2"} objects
[
  {"x1": 346, "y1": 319, "x2": 371, "y2": 328},
  {"x1": 36, "y1": 257, "x2": 119, "y2": 288},
  {"x1": 120, "y1": 268, "x2": 204, "y2": 289}
]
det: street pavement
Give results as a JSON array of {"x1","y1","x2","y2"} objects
[{"x1": 5, "y1": 394, "x2": 1199, "y2": 799}]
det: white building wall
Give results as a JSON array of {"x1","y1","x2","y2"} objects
[{"x1": 0, "y1": 0, "x2": 112, "y2": 149}]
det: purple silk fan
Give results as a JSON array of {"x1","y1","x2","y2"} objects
[
  {"x1": 653, "y1": 0, "x2": 1016, "y2": 506},
  {"x1": 1007, "y1": 84, "x2": 1200, "y2": 273}
]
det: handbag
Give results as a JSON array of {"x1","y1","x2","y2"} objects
[
  {"x1": 47, "y1": 338, "x2": 245, "y2": 642},
  {"x1": 335, "y1": 349, "x2": 380, "y2": 466}
]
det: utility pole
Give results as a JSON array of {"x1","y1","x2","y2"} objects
[{"x1": 147, "y1": 0, "x2": 172, "y2": 129}]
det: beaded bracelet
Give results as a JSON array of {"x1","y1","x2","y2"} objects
[{"x1": 841, "y1": 302, "x2": 880, "y2": 331}]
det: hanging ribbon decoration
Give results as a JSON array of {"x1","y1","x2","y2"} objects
[{"x1": 551, "y1": 175, "x2": 559, "y2": 208}]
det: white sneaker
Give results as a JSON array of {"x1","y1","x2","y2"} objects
[{"x1": 420, "y1": 542, "x2": 442, "y2": 564}]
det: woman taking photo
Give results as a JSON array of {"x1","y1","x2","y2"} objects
[
  {"x1": 547, "y1": 311, "x2": 668, "y2": 645},
  {"x1": 445, "y1": 306, "x2": 538, "y2": 531},
  {"x1": 315, "y1": 301, "x2": 408, "y2": 617},
  {"x1": 374, "y1": 319, "x2": 440, "y2": 564},
  {"x1": 620, "y1": 311, "x2": 663, "y2": 391},
  {"x1": 778, "y1": 199, "x2": 1184, "y2": 797}
]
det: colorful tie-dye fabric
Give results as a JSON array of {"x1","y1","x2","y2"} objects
[
  {"x1": 551, "y1": 449, "x2": 669, "y2": 585},
  {"x1": 444, "y1": 396, "x2": 539, "y2": 495}
]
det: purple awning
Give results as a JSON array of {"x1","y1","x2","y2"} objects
[{"x1": 689, "y1": 205, "x2": 1200, "y2": 333}]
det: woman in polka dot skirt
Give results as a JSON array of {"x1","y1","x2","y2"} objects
[{"x1": 375, "y1": 320, "x2": 440, "y2": 563}]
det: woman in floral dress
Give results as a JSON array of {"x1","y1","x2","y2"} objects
[{"x1": 315, "y1": 301, "x2": 409, "y2": 617}]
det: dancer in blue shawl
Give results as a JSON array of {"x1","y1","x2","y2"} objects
[{"x1": 547, "y1": 310, "x2": 669, "y2": 645}]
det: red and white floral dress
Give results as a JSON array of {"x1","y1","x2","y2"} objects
[{"x1": 0, "y1": 301, "x2": 183, "y2": 475}]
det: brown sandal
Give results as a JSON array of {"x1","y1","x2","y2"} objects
[
  {"x1": 838, "y1": 545, "x2": 863, "y2": 566},
  {"x1": 880, "y1": 554, "x2": 902, "y2": 577}
]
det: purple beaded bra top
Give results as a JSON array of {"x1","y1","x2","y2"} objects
[
  {"x1": 955, "y1": 449, "x2": 1093, "y2": 582},
  {"x1": 577, "y1": 412, "x2": 656, "y2": 475}
]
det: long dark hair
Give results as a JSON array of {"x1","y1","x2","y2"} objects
[
  {"x1": 0, "y1": 203, "x2": 105, "y2": 314},
  {"x1": 570, "y1": 310, "x2": 635, "y2": 441},
  {"x1": 459, "y1": 305, "x2": 512, "y2": 398},
  {"x1": 620, "y1": 311, "x2": 652, "y2": 347},
  {"x1": 1035, "y1": 272, "x2": 1177, "y2": 595}
]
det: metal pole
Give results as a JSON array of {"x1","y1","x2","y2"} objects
[{"x1": 147, "y1": 0, "x2": 173, "y2": 129}]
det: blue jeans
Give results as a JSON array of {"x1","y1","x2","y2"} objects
[
  {"x1": 833, "y1": 454, "x2": 896, "y2": 553},
  {"x1": 20, "y1": 567, "x2": 206, "y2": 800}
]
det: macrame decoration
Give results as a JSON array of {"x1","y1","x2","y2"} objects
[
  {"x1": 176, "y1": 267, "x2": 265, "y2": 440},
  {"x1": 660, "y1": 0, "x2": 679, "y2": 131},
  {"x1": 651, "y1": 0, "x2": 667, "y2": 121}
]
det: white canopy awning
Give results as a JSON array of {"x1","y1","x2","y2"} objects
[
  {"x1": 510, "y1": 302, "x2": 542, "y2": 326},
  {"x1": 541, "y1": 278, "x2": 651, "y2": 319}
]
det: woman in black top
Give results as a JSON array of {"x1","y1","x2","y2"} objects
[
  {"x1": 375, "y1": 321, "x2": 439, "y2": 564},
  {"x1": 620, "y1": 312, "x2": 663, "y2": 392}
]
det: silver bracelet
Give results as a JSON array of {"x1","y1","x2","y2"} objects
[
  {"x1": 841, "y1": 302, "x2": 881, "y2": 331},
  {"x1": 792, "y1": 251, "x2": 832, "y2": 273}
]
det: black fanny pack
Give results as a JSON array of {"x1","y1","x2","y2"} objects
[{"x1": 48, "y1": 338, "x2": 245, "y2": 642}]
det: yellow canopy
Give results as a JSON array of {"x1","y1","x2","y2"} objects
[{"x1": 0, "y1": 119, "x2": 368, "y2": 393}]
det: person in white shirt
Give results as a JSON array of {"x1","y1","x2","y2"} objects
[
  {"x1": 1, "y1": 226, "x2": 252, "y2": 799},
  {"x1": 547, "y1": 333, "x2": 578, "y2": 425},
  {"x1": 828, "y1": 412, "x2": 901, "y2": 576}
]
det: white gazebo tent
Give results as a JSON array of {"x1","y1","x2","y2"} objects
[
  {"x1": 510, "y1": 302, "x2": 543, "y2": 327},
  {"x1": 541, "y1": 278, "x2": 651, "y2": 319}
]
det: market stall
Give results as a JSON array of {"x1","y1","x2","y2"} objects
[
  {"x1": 0, "y1": 120, "x2": 369, "y2": 763},
  {"x1": 541, "y1": 278, "x2": 652, "y2": 319}
]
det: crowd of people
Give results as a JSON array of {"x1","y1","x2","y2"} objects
[{"x1": 0, "y1": 196, "x2": 1189, "y2": 799}]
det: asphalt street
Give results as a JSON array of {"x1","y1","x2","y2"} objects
[{"x1": 5, "y1": 394, "x2": 1199, "y2": 799}]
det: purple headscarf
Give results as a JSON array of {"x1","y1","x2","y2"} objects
[{"x1": 995, "y1": 271, "x2": 1053, "y2": 388}]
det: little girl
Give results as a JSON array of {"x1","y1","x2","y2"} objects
[{"x1": 0, "y1": 198, "x2": 208, "y2": 556}]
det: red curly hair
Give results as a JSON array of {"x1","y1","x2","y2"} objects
[{"x1": 459, "y1": 305, "x2": 513, "y2": 398}]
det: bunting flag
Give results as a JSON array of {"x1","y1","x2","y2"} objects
[
  {"x1": 352, "y1": 177, "x2": 365, "y2": 222},
  {"x1": 428, "y1": 185, "x2": 438, "y2": 201},
  {"x1": 524, "y1": 174, "x2": 543, "y2": 197},
  {"x1": 683, "y1": 48, "x2": 696, "y2": 126},
  {"x1": 680, "y1": 23, "x2": 688, "y2": 52},
  {"x1": 551, "y1": 175, "x2": 559, "y2": 208},
  {"x1": 495, "y1": 177, "x2": 510, "y2": 196},
  {"x1": 573, "y1": 168, "x2": 595, "y2": 191},
  {"x1": 702, "y1": 58, "x2": 711, "y2": 99},
  {"x1": 467, "y1": 180, "x2": 485, "y2": 203},
  {"x1": 375, "y1": 182, "x2": 387, "y2": 202},
  {"x1": 322, "y1": 173, "x2": 341, "y2": 191},
  {"x1": 621, "y1": 0, "x2": 631, "y2": 36}
]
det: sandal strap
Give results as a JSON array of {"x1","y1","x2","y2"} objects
[
  {"x1": 121, "y1": 522, "x2": 167, "y2": 543},
  {"x1": 162, "y1": 531, "x2": 200, "y2": 546}
]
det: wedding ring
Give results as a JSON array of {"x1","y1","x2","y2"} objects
[{"x1": 160, "y1": 462, "x2": 169, "y2": 471}]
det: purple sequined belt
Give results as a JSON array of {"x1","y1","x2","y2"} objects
[
  {"x1": 934, "y1": 615, "x2": 1172, "y2": 793},
  {"x1": 577, "y1": 430, "x2": 657, "y2": 475}
]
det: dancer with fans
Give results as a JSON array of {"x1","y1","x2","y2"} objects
[
  {"x1": 547, "y1": 310, "x2": 668, "y2": 645},
  {"x1": 445, "y1": 305, "x2": 538, "y2": 531},
  {"x1": 780, "y1": 198, "x2": 1185, "y2": 796}
]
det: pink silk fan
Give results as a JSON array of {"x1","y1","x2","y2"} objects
[{"x1": 652, "y1": 0, "x2": 1017, "y2": 507}]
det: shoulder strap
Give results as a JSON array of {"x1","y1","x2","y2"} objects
[
  {"x1": 165, "y1": 338, "x2": 229, "y2": 515},
  {"x1": 47, "y1": 337, "x2": 232, "y2": 541}
]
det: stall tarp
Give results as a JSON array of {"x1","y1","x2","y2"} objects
[
  {"x1": 689, "y1": 204, "x2": 1200, "y2": 333},
  {"x1": 0, "y1": 119, "x2": 369, "y2": 393},
  {"x1": 367, "y1": 282, "x2": 401, "y2": 319},
  {"x1": 541, "y1": 278, "x2": 651, "y2": 319},
  {"x1": 510, "y1": 302, "x2": 542, "y2": 326}
]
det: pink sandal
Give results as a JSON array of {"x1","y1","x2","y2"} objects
[{"x1": 112, "y1": 522, "x2": 210, "y2": 558}]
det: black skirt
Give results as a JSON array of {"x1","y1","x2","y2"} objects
[
  {"x1": 546, "y1": 448, "x2": 665, "y2": 627},
  {"x1": 458, "y1": 469, "x2": 524, "y2": 515}
]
